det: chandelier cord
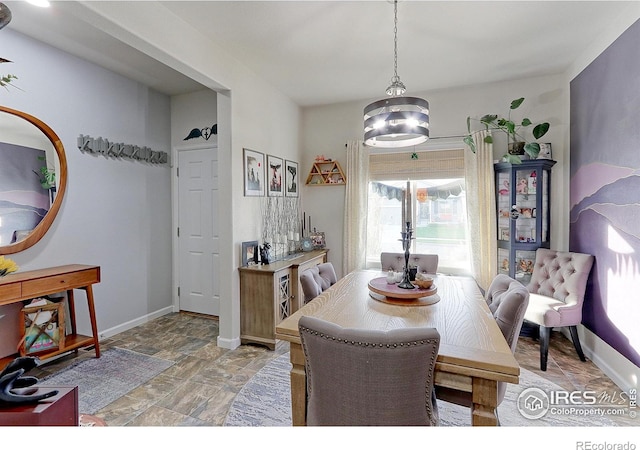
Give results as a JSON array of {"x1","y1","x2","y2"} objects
[{"x1": 392, "y1": 0, "x2": 399, "y2": 84}]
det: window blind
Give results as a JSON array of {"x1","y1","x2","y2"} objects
[{"x1": 369, "y1": 149, "x2": 464, "y2": 181}]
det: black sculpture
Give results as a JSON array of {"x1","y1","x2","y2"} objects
[
  {"x1": 260, "y1": 242, "x2": 272, "y2": 265},
  {"x1": 183, "y1": 124, "x2": 217, "y2": 141},
  {"x1": 0, "y1": 356, "x2": 58, "y2": 404}
]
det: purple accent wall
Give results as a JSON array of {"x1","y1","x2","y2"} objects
[{"x1": 570, "y1": 19, "x2": 640, "y2": 367}]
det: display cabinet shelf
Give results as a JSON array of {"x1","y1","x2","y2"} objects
[{"x1": 495, "y1": 159, "x2": 555, "y2": 284}]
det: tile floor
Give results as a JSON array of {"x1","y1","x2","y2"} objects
[{"x1": 31, "y1": 312, "x2": 636, "y2": 426}]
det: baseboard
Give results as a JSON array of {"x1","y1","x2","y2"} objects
[
  {"x1": 574, "y1": 325, "x2": 640, "y2": 392},
  {"x1": 217, "y1": 336, "x2": 241, "y2": 350},
  {"x1": 98, "y1": 306, "x2": 174, "y2": 340}
]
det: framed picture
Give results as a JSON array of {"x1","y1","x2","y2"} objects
[
  {"x1": 243, "y1": 148, "x2": 265, "y2": 197},
  {"x1": 310, "y1": 231, "x2": 325, "y2": 249},
  {"x1": 284, "y1": 160, "x2": 299, "y2": 197},
  {"x1": 537, "y1": 143, "x2": 552, "y2": 160},
  {"x1": 241, "y1": 241, "x2": 259, "y2": 266},
  {"x1": 267, "y1": 154, "x2": 284, "y2": 197}
]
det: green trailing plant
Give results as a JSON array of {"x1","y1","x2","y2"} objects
[
  {"x1": 33, "y1": 156, "x2": 55, "y2": 190},
  {"x1": 464, "y1": 97, "x2": 550, "y2": 163},
  {"x1": 0, "y1": 73, "x2": 17, "y2": 89}
]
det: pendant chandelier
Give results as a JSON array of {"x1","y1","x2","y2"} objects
[{"x1": 363, "y1": 0, "x2": 429, "y2": 148}]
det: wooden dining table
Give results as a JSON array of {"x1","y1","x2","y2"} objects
[{"x1": 275, "y1": 270, "x2": 520, "y2": 426}]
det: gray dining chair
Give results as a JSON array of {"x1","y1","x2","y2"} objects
[
  {"x1": 299, "y1": 262, "x2": 337, "y2": 303},
  {"x1": 524, "y1": 248, "x2": 594, "y2": 371},
  {"x1": 380, "y1": 252, "x2": 439, "y2": 274},
  {"x1": 298, "y1": 315, "x2": 441, "y2": 426},
  {"x1": 436, "y1": 274, "x2": 529, "y2": 423}
]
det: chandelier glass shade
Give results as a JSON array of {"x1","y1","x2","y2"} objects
[{"x1": 363, "y1": 0, "x2": 430, "y2": 148}]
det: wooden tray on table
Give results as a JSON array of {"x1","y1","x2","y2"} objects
[{"x1": 367, "y1": 277, "x2": 439, "y2": 306}]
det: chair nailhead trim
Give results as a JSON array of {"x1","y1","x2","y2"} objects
[{"x1": 299, "y1": 326, "x2": 438, "y2": 348}]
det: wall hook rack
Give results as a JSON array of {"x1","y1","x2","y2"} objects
[{"x1": 77, "y1": 134, "x2": 168, "y2": 164}]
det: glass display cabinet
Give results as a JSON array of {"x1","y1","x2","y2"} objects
[{"x1": 495, "y1": 159, "x2": 556, "y2": 285}]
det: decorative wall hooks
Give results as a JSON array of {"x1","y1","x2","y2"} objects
[
  {"x1": 77, "y1": 134, "x2": 168, "y2": 164},
  {"x1": 184, "y1": 124, "x2": 217, "y2": 141}
]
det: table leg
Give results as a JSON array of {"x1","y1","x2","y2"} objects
[
  {"x1": 82, "y1": 285, "x2": 101, "y2": 358},
  {"x1": 289, "y1": 342, "x2": 307, "y2": 426},
  {"x1": 66, "y1": 289, "x2": 77, "y2": 336},
  {"x1": 471, "y1": 377, "x2": 499, "y2": 426}
]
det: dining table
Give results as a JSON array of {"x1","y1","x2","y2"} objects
[{"x1": 275, "y1": 269, "x2": 520, "y2": 426}]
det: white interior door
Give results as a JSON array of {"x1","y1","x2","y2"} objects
[{"x1": 177, "y1": 147, "x2": 220, "y2": 316}]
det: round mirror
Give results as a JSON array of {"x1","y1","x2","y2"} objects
[{"x1": 0, "y1": 106, "x2": 67, "y2": 255}]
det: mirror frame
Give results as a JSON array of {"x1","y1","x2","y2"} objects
[{"x1": 0, "y1": 106, "x2": 67, "y2": 255}]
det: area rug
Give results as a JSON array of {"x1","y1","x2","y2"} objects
[
  {"x1": 39, "y1": 347, "x2": 174, "y2": 414},
  {"x1": 224, "y1": 353, "x2": 617, "y2": 427}
]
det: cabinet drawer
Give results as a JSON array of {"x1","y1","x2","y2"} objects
[
  {"x1": 0, "y1": 283, "x2": 22, "y2": 304},
  {"x1": 22, "y1": 269, "x2": 99, "y2": 298}
]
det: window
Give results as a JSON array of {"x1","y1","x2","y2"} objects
[{"x1": 365, "y1": 149, "x2": 471, "y2": 275}]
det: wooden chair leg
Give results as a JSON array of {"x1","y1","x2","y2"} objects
[
  {"x1": 539, "y1": 326, "x2": 551, "y2": 371},
  {"x1": 569, "y1": 325, "x2": 587, "y2": 362}
]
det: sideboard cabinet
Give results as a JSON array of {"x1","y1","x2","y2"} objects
[
  {"x1": 238, "y1": 250, "x2": 328, "y2": 350},
  {"x1": 495, "y1": 159, "x2": 555, "y2": 285}
]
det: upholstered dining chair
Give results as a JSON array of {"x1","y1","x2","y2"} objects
[
  {"x1": 435, "y1": 274, "x2": 529, "y2": 422},
  {"x1": 380, "y1": 252, "x2": 439, "y2": 274},
  {"x1": 524, "y1": 248, "x2": 595, "y2": 371},
  {"x1": 298, "y1": 316, "x2": 441, "y2": 426},
  {"x1": 299, "y1": 262, "x2": 337, "y2": 304}
]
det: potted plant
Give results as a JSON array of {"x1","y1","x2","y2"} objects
[
  {"x1": 464, "y1": 97, "x2": 550, "y2": 163},
  {"x1": 33, "y1": 156, "x2": 55, "y2": 189}
]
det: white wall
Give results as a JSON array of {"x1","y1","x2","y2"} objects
[
  {"x1": 560, "y1": 8, "x2": 640, "y2": 391},
  {"x1": 71, "y1": 1, "x2": 302, "y2": 347},
  {"x1": 171, "y1": 90, "x2": 217, "y2": 150},
  {"x1": 301, "y1": 74, "x2": 567, "y2": 278},
  {"x1": 3, "y1": 30, "x2": 173, "y2": 336}
]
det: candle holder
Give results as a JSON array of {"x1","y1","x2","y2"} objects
[{"x1": 397, "y1": 221, "x2": 415, "y2": 289}]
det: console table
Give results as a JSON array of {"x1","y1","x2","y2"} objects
[{"x1": 0, "y1": 264, "x2": 101, "y2": 369}]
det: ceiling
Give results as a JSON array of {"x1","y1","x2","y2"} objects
[{"x1": 3, "y1": 1, "x2": 637, "y2": 106}]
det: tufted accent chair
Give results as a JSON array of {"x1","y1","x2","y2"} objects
[
  {"x1": 298, "y1": 315, "x2": 440, "y2": 426},
  {"x1": 299, "y1": 262, "x2": 338, "y2": 304},
  {"x1": 524, "y1": 248, "x2": 594, "y2": 371},
  {"x1": 380, "y1": 252, "x2": 439, "y2": 274},
  {"x1": 436, "y1": 274, "x2": 528, "y2": 421}
]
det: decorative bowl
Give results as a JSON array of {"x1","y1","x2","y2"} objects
[{"x1": 414, "y1": 277, "x2": 433, "y2": 289}]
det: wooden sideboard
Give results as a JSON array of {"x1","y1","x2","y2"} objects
[
  {"x1": 238, "y1": 250, "x2": 328, "y2": 350},
  {"x1": 0, "y1": 264, "x2": 101, "y2": 369}
]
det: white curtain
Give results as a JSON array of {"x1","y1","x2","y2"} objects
[
  {"x1": 343, "y1": 140, "x2": 369, "y2": 275},
  {"x1": 464, "y1": 130, "x2": 496, "y2": 292}
]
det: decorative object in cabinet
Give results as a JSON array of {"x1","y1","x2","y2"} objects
[
  {"x1": 495, "y1": 159, "x2": 555, "y2": 285},
  {"x1": 306, "y1": 160, "x2": 346, "y2": 185}
]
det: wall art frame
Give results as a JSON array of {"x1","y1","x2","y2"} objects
[
  {"x1": 243, "y1": 148, "x2": 265, "y2": 197},
  {"x1": 310, "y1": 231, "x2": 326, "y2": 249},
  {"x1": 284, "y1": 159, "x2": 299, "y2": 197},
  {"x1": 267, "y1": 154, "x2": 284, "y2": 197},
  {"x1": 537, "y1": 143, "x2": 552, "y2": 160},
  {"x1": 241, "y1": 240, "x2": 259, "y2": 266}
]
